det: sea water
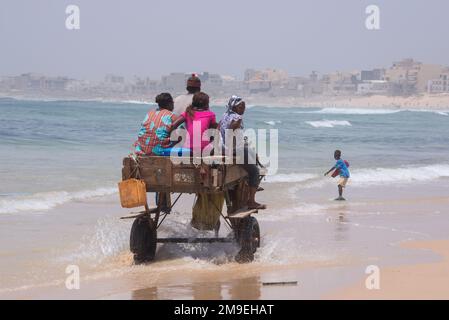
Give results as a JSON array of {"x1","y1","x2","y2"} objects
[{"x1": 1, "y1": 97, "x2": 449, "y2": 214}]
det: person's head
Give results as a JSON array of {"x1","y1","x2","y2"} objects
[
  {"x1": 155, "y1": 92, "x2": 174, "y2": 111},
  {"x1": 186, "y1": 92, "x2": 209, "y2": 117},
  {"x1": 186, "y1": 74, "x2": 201, "y2": 94},
  {"x1": 226, "y1": 95, "x2": 246, "y2": 115},
  {"x1": 334, "y1": 149, "x2": 342, "y2": 160},
  {"x1": 234, "y1": 101, "x2": 245, "y2": 115},
  {"x1": 192, "y1": 92, "x2": 209, "y2": 110}
]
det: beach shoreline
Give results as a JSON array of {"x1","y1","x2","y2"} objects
[{"x1": 240, "y1": 93, "x2": 449, "y2": 110}]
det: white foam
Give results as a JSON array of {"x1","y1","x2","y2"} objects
[
  {"x1": 306, "y1": 120, "x2": 352, "y2": 128},
  {"x1": 267, "y1": 164, "x2": 449, "y2": 188},
  {"x1": 297, "y1": 108, "x2": 402, "y2": 115},
  {"x1": 120, "y1": 100, "x2": 154, "y2": 105},
  {"x1": 264, "y1": 120, "x2": 282, "y2": 126},
  {"x1": 0, "y1": 187, "x2": 117, "y2": 214},
  {"x1": 351, "y1": 164, "x2": 449, "y2": 185}
]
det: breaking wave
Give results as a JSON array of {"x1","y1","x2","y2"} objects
[
  {"x1": 267, "y1": 164, "x2": 449, "y2": 187},
  {"x1": 306, "y1": 120, "x2": 352, "y2": 128},
  {"x1": 0, "y1": 187, "x2": 117, "y2": 214}
]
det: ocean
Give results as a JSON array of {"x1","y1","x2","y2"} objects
[{"x1": 1, "y1": 97, "x2": 448, "y2": 214}]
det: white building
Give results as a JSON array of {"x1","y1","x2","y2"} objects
[
  {"x1": 428, "y1": 70, "x2": 449, "y2": 94},
  {"x1": 357, "y1": 80, "x2": 390, "y2": 95}
]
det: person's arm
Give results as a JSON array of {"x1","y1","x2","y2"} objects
[
  {"x1": 324, "y1": 166, "x2": 336, "y2": 176},
  {"x1": 169, "y1": 115, "x2": 185, "y2": 133},
  {"x1": 230, "y1": 118, "x2": 242, "y2": 130}
]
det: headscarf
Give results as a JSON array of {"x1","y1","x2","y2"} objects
[{"x1": 225, "y1": 95, "x2": 244, "y2": 114}]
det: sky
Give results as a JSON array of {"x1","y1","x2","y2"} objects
[{"x1": 1, "y1": 0, "x2": 449, "y2": 80}]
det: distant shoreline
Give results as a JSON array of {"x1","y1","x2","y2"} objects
[
  {"x1": 2, "y1": 92, "x2": 449, "y2": 110},
  {"x1": 239, "y1": 93, "x2": 449, "y2": 110}
]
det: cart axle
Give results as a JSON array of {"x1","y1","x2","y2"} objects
[{"x1": 157, "y1": 237, "x2": 235, "y2": 243}]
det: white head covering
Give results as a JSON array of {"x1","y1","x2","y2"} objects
[{"x1": 225, "y1": 95, "x2": 244, "y2": 114}]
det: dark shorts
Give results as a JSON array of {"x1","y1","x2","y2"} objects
[{"x1": 242, "y1": 164, "x2": 260, "y2": 188}]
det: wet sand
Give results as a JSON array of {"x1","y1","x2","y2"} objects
[
  {"x1": 329, "y1": 239, "x2": 449, "y2": 300},
  {"x1": 1, "y1": 180, "x2": 449, "y2": 300}
]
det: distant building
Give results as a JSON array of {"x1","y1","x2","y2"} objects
[
  {"x1": 130, "y1": 77, "x2": 158, "y2": 95},
  {"x1": 105, "y1": 74, "x2": 125, "y2": 84},
  {"x1": 428, "y1": 68, "x2": 449, "y2": 94},
  {"x1": 385, "y1": 59, "x2": 445, "y2": 94},
  {"x1": 357, "y1": 80, "x2": 390, "y2": 95},
  {"x1": 247, "y1": 80, "x2": 271, "y2": 93},
  {"x1": 161, "y1": 73, "x2": 186, "y2": 92},
  {"x1": 105, "y1": 74, "x2": 124, "y2": 85},
  {"x1": 385, "y1": 59, "x2": 421, "y2": 95},
  {"x1": 200, "y1": 72, "x2": 223, "y2": 93},
  {"x1": 322, "y1": 71, "x2": 358, "y2": 94},
  {"x1": 360, "y1": 69, "x2": 385, "y2": 81},
  {"x1": 416, "y1": 64, "x2": 445, "y2": 93}
]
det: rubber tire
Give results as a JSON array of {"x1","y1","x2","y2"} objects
[
  {"x1": 130, "y1": 217, "x2": 157, "y2": 264},
  {"x1": 235, "y1": 216, "x2": 260, "y2": 263}
]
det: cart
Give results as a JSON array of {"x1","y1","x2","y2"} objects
[{"x1": 120, "y1": 155, "x2": 264, "y2": 264}]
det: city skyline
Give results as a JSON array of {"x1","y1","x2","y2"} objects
[{"x1": 2, "y1": 57, "x2": 448, "y2": 100}]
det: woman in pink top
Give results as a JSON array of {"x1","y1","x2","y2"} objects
[{"x1": 170, "y1": 92, "x2": 218, "y2": 152}]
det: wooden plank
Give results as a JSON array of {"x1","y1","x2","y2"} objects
[
  {"x1": 227, "y1": 208, "x2": 258, "y2": 219},
  {"x1": 120, "y1": 206, "x2": 158, "y2": 219}
]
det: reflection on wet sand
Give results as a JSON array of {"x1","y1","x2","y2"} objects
[
  {"x1": 131, "y1": 287, "x2": 158, "y2": 300},
  {"x1": 192, "y1": 282, "x2": 223, "y2": 300},
  {"x1": 334, "y1": 211, "x2": 350, "y2": 242},
  {"x1": 228, "y1": 277, "x2": 260, "y2": 300},
  {"x1": 130, "y1": 277, "x2": 261, "y2": 300}
]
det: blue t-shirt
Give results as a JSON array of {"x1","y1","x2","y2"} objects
[{"x1": 336, "y1": 159, "x2": 350, "y2": 178}]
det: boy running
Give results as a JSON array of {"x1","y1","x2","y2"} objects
[{"x1": 324, "y1": 150, "x2": 350, "y2": 201}]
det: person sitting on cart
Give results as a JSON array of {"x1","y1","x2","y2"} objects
[
  {"x1": 133, "y1": 93, "x2": 178, "y2": 156},
  {"x1": 170, "y1": 92, "x2": 218, "y2": 153},
  {"x1": 219, "y1": 95, "x2": 266, "y2": 210}
]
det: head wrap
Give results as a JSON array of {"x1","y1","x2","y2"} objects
[{"x1": 225, "y1": 95, "x2": 245, "y2": 114}]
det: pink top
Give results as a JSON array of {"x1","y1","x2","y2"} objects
[{"x1": 181, "y1": 110, "x2": 217, "y2": 151}]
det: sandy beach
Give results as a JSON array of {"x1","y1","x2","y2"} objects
[{"x1": 237, "y1": 93, "x2": 449, "y2": 110}]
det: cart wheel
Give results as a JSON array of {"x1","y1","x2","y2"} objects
[
  {"x1": 130, "y1": 217, "x2": 157, "y2": 264},
  {"x1": 235, "y1": 216, "x2": 260, "y2": 263}
]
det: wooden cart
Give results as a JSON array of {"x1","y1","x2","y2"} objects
[{"x1": 120, "y1": 155, "x2": 264, "y2": 264}]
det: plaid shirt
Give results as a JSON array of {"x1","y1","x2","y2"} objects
[{"x1": 134, "y1": 108, "x2": 176, "y2": 155}]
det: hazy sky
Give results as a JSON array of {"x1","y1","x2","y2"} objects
[{"x1": 1, "y1": 0, "x2": 449, "y2": 80}]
